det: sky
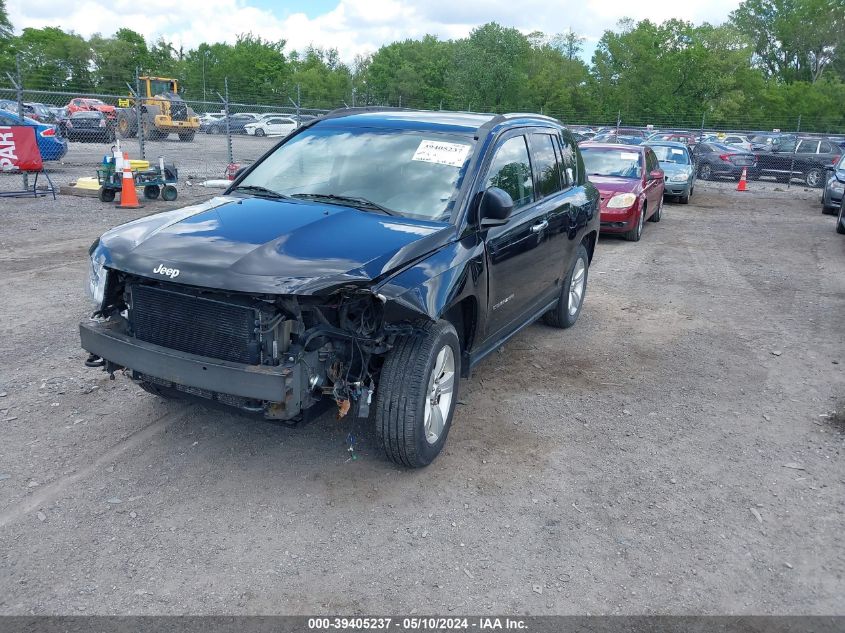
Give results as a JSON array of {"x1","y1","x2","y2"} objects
[{"x1": 6, "y1": 0, "x2": 744, "y2": 63}]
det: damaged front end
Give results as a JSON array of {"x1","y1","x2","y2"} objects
[{"x1": 80, "y1": 270, "x2": 420, "y2": 423}]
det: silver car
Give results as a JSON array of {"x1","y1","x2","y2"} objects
[{"x1": 650, "y1": 141, "x2": 696, "y2": 204}]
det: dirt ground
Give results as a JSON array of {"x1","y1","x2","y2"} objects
[{"x1": 0, "y1": 179, "x2": 842, "y2": 615}]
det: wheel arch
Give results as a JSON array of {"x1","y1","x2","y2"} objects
[{"x1": 581, "y1": 229, "x2": 598, "y2": 263}]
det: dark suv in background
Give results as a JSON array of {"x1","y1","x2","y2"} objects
[
  {"x1": 756, "y1": 137, "x2": 842, "y2": 187},
  {"x1": 80, "y1": 109, "x2": 600, "y2": 468}
]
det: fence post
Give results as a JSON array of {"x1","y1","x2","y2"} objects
[
  {"x1": 699, "y1": 113, "x2": 706, "y2": 143},
  {"x1": 296, "y1": 84, "x2": 301, "y2": 127},
  {"x1": 615, "y1": 111, "x2": 621, "y2": 136},
  {"x1": 787, "y1": 114, "x2": 801, "y2": 190},
  {"x1": 12, "y1": 55, "x2": 27, "y2": 190},
  {"x1": 135, "y1": 68, "x2": 145, "y2": 160},
  {"x1": 223, "y1": 78, "x2": 233, "y2": 165}
]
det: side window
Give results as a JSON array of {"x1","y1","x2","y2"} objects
[
  {"x1": 819, "y1": 141, "x2": 833, "y2": 153},
  {"x1": 797, "y1": 140, "x2": 818, "y2": 154},
  {"x1": 645, "y1": 150, "x2": 655, "y2": 172},
  {"x1": 558, "y1": 136, "x2": 577, "y2": 185},
  {"x1": 485, "y1": 136, "x2": 534, "y2": 210},
  {"x1": 529, "y1": 133, "x2": 562, "y2": 198}
]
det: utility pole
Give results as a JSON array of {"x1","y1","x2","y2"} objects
[{"x1": 135, "y1": 68, "x2": 145, "y2": 160}]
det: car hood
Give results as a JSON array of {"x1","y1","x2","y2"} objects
[
  {"x1": 659, "y1": 163, "x2": 692, "y2": 176},
  {"x1": 588, "y1": 175, "x2": 642, "y2": 196},
  {"x1": 92, "y1": 104, "x2": 116, "y2": 114},
  {"x1": 97, "y1": 196, "x2": 454, "y2": 295}
]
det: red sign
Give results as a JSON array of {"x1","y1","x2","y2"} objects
[{"x1": 0, "y1": 126, "x2": 43, "y2": 172}]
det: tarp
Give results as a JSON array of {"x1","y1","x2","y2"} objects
[{"x1": 0, "y1": 126, "x2": 43, "y2": 172}]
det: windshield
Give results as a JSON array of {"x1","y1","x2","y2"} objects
[
  {"x1": 238, "y1": 127, "x2": 476, "y2": 220},
  {"x1": 651, "y1": 145, "x2": 690, "y2": 165},
  {"x1": 581, "y1": 147, "x2": 642, "y2": 178}
]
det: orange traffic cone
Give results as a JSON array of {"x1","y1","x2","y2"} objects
[
  {"x1": 117, "y1": 152, "x2": 142, "y2": 209},
  {"x1": 737, "y1": 167, "x2": 748, "y2": 192}
]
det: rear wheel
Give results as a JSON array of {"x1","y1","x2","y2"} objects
[
  {"x1": 699, "y1": 164, "x2": 713, "y2": 181},
  {"x1": 375, "y1": 320, "x2": 460, "y2": 468},
  {"x1": 178, "y1": 131, "x2": 195, "y2": 142},
  {"x1": 254, "y1": 128, "x2": 265, "y2": 137},
  {"x1": 143, "y1": 185, "x2": 160, "y2": 200},
  {"x1": 822, "y1": 203, "x2": 838, "y2": 215},
  {"x1": 161, "y1": 185, "x2": 178, "y2": 202},
  {"x1": 543, "y1": 244, "x2": 589, "y2": 329},
  {"x1": 805, "y1": 168, "x2": 823, "y2": 188},
  {"x1": 98, "y1": 186, "x2": 115, "y2": 203},
  {"x1": 115, "y1": 113, "x2": 136, "y2": 139}
]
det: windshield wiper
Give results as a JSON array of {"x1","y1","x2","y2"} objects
[
  {"x1": 230, "y1": 185, "x2": 290, "y2": 200},
  {"x1": 291, "y1": 193, "x2": 396, "y2": 216}
]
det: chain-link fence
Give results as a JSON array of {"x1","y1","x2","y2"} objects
[{"x1": 1, "y1": 69, "x2": 842, "y2": 199}]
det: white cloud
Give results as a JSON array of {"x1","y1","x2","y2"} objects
[{"x1": 6, "y1": 0, "x2": 743, "y2": 63}]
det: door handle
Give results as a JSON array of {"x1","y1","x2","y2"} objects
[{"x1": 531, "y1": 219, "x2": 549, "y2": 233}]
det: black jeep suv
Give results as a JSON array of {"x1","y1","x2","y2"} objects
[{"x1": 80, "y1": 108, "x2": 600, "y2": 467}]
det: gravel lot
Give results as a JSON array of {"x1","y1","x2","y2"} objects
[{"x1": 0, "y1": 178, "x2": 842, "y2": 615}]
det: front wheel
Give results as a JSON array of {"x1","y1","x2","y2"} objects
[
  {"x1": 837, "y1": 205, "x2": 845, "y2": 235},
  {"x1": 649, "y1": 197, "x2": 663, "y2": 222},
  {"x1": 543, "y1": 244, "x2": 589, "y2": 329},
  {"x1": 254, "y1": 128, "x2": 265, "y2": 137},
  {"x1": 375, "y1": 320, "x2": 460, "y2": 468},
  {"x1": 624, "y1": 205, "x2": 645, "y2": 242},
  {"x1": 699, "y1": 164, "x2": 713, "y2": 180}
]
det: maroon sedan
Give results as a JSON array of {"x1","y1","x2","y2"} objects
[{"x1": 580, "y1": 143, "x2": 665, "y2": 242}]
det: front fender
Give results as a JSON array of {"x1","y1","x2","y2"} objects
[{"x1": 375, "y1": 233, "x2": 485, "y2": 323}]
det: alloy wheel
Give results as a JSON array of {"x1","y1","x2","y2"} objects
[
  {"x1": 423, "y1": 345, "x2": 455, "y2": 445},
  {"x1": 568, "y1": 257, "x2": 586, "y2": 316}
]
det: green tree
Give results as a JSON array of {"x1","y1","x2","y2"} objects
[
  {"x1": 90, "y1": 28, "x2": 149, "y2": 93},
  {"x1": 730, "y1": 0, "x2": 845, "y2": 82},
  {"x1": 449, "y1": 23, "x2": 531, "y2": 111},
  {"x1": 364, "y1": 35, "x2": 454, "y2": 107},
  {"x1": 14, "y1": 27, "x2": 94, "y2": 91}
]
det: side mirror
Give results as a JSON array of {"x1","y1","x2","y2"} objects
[
  {"x1": 649, "y1": 169, "x2": 664, "y2": 181},
  {"x1": 479, "y1": 187, "x2": 514, "y2": 227}
]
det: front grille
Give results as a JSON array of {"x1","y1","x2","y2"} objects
[
  {"x1": 170, "y1": 101, "x2": 188, "y2": 121},
  {"x1": 130, "y1": 284, "x2": 259, "y2": 364}
]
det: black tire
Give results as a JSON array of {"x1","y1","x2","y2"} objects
[
  {"x1": 837, "y1": 206, "x2": 845, "y2": 235},
  {"x1": 805, "y1": 168, "x2": 824, "y2": 188},
  {"x1": 178, "y1": 131, "x2": 195, "y2": 142},
  {"x1": 649, "y1": 197, "x2": 663, "y2": 222},
  {"x1": 699, "y1": 164, "x2": 713, "y2": 181},
  {"x1": 679, "y1": 189, "x2": 690, "y2": 204},
  {"x1": 98, "y1": 187, "x2": 115, "y2": 203},
  {"x1": 115, "y1": 113, "x2": 136, "y2": 139},
  {"x1": 543, "y1": 244, "x2": 589, "y2": 329},
  {"x1": 375, "y1": 319, "x2": 460, "y2": 468},
  {"x1": 143, "y1": 185, "x2": 160, "y2": 200},
  {"x1": 624, "y1": 204, "x2": 644, "y2": 242},
  {"x1": 161, "y1": 185, "x2": 178, "y2": 202},
  {"x1": 254, "y1": 128, "x2": 265, "y2": 137},
  {"x1": 822, "y1": 204, "x2": 838, "y2": 215}
]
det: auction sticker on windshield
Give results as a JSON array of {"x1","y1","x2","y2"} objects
[
  {"x1": 620, "y1": 152, "x2": 639, "y2": 160},
  {"x1": 412, "y1": 140, "x2": 472, "y2": 167}
]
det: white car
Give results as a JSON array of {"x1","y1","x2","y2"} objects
[
  {"x1": 244, "y1": 116, "x2": 298, "y2": 137},
  {"x1": 721, "y1": 134, "x2": 753, "y2": 151}
]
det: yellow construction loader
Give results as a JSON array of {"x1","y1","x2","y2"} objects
[{"x1": 115, "y1": 77, "x2": 200, "y2": 142}]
